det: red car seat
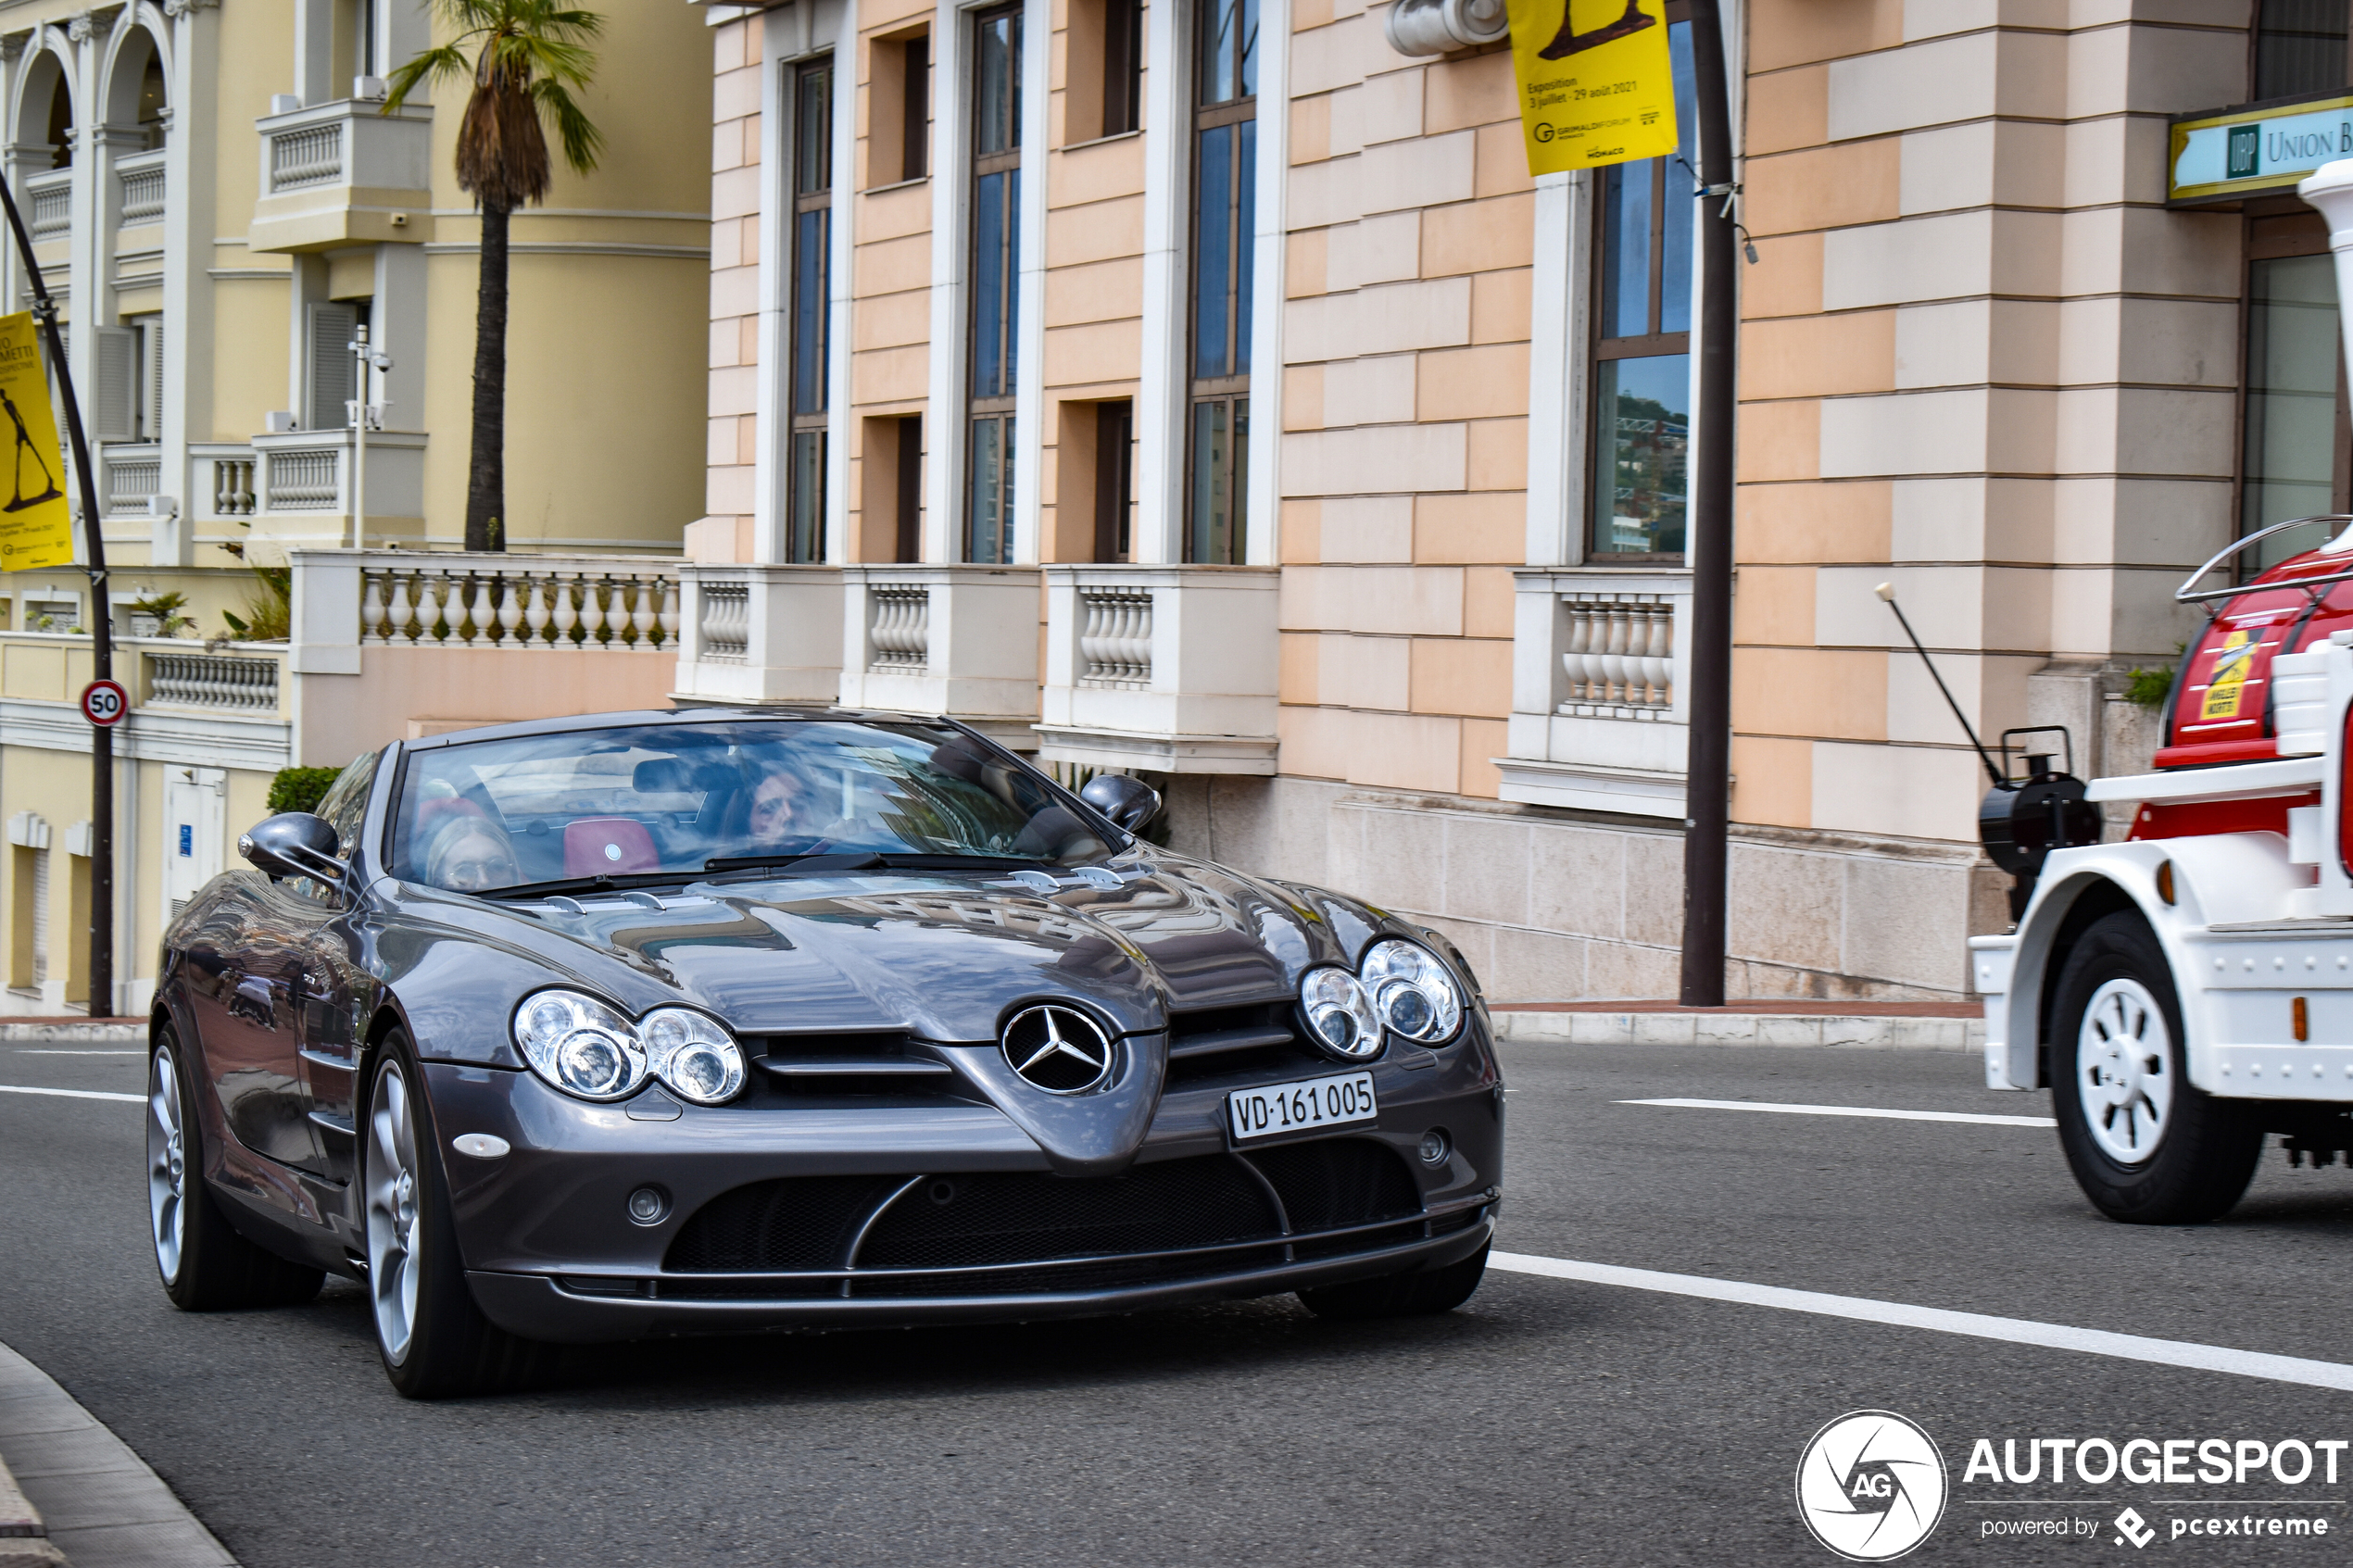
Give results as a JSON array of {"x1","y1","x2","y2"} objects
[{"x1": 564, "y1": 818, "x2": 660, "y2": 876}]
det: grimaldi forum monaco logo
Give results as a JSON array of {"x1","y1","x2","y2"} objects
[{"x1": 1797, "y1": 1411, "x2": 2349, "y2": 1559}]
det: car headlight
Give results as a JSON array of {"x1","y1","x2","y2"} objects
[
  {"x1": 1359, "y1": 937, "x2": 1464, "y2": 1045},
  {"x1": 514, "y1": 991, "x2": 647, "y2": 1101},
  {"x1": 640, "y1": 1007, "x2": 746, "y2": 1105},
  {"x1": 1300, "y1": 966, "x2": 1382, "y2": 1060}
]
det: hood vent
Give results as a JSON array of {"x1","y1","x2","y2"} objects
[
  {"x1": 749, "y1": 1031, "x2": 962, "y2": 1098},
  {"x1": 1164, "y1": 999, "x2": 1317, "y2": 1085}
]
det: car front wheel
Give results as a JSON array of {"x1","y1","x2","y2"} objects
[
  {"x1": 2050, "y1": 911, "x2": 2260, "y2": 1224},
  {"x1": 365, "y1": 1032, "x2": 547, "y2": 1399},
  {"x1": 148, "y1": 1027, "x2": 322, "y2": 1311}
]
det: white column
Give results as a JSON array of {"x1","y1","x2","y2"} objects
[
  {"x1": 65, "y1": 23, "x2": 98, "y2": 533},
  {"x1": 923, "y1": 0, "x2": 972, "y2": 563},
  {"x1": 292, "y1": 0, "x2": 333, "y2": 107},
  {"x1": 1008, "y1": 0, "x2": 1048, "y2": 564},
  {"x1": 1132, "y1": 0, "x2": 1188, "y2": 564},
  {"x1": 1523, "y1": 169, "x2": 1590, "y2": 568},
  {"x1": 824, "y1": 0, "x2": 857, "y2": 565},
  {"x1": 157, "y1": 3, "x2": 214, "y2": 566},
  {"x1": 752, "y1": 6, "x2": 791, "y2": 562}
]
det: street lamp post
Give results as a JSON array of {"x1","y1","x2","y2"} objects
[
  {"x1": 347, "y1": 324, "x2": 392, "y2": 546},
  {"x1": 0, "y1": 174, "x2": 115, "y2": 1017}
]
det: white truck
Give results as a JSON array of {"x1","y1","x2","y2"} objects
[{"x1": 1967, "y1": 158, "x2": 2353, "y2": 1224}]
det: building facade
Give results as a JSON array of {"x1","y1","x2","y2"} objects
[
  {"x1": 0, "y1": 0, "x2": 713, "y2": 1013},
  {"x1": 682, "y1": 0, "x2": 2309, "y2": 1003}
]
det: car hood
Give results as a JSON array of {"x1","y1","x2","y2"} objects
[
  {"x1": 391, "y1": 851, "x2": 1388, "y2": 1176},
  {"x1": 497, "y1": 852, "x2": 1369, "y2": 1036}
]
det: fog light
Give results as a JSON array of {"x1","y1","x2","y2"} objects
[
  {"x1": 626, "y1": 1185, "x2": 669, "y2": 1225},
  {"x1": 1417, "y1": 1129, "x2": 1451, "y2": 1166}
]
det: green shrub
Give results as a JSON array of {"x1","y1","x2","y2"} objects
[
  {"x1": 267, "y1": 766, "x2": 340, "y2": 815},
  {"x1": 2124, "y1": 644, "x2": 2187, "y2": 709}
]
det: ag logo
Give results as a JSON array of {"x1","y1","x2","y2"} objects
[{"x1": 1795, "y1": 1411, "x2": 1947, "y2": 1562}]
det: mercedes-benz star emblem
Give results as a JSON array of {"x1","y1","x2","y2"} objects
[{"x1": 1001, "y1": 1005, "x2": 1114, "y2": 1094}]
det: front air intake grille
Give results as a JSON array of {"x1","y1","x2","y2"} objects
[
  {"x1": 1250, "y1": 1137, "x2": 1422, "y2": 1232},
  {"x1": 664, "y1": 1174, "x2": 908, "y2": 1273},
  {"x1": 661, "y1": 1137, "x2": 1432, "y2": 1294},
  {"x1": 857, "y1": 1156, "x2": 1281, "y2": 1271},
  {"x1": 1164, "y1": 999, "x2": 1322, "y2": 1085}
]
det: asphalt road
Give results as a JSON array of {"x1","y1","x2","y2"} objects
[{"x1": 8, "y1": 1038, "x2": 2353, "y2": 1566}]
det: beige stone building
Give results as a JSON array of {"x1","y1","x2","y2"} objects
[
  {"x1": 0, "y1": 0, "x2": 713, "y2": 1013},
  {"x1": 665, "y1": 0, "x2": 2315, "y2": 1002}
]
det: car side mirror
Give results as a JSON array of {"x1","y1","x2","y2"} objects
[
  {"x1": 239, "y1": 812, "x2": 347, "y2": 889},
  {"x1": 1079, "y1": 773, "x2": 1163, "y2": 834}
]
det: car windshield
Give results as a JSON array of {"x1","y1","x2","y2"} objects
[{"x1": 389, "y1": 719, "x2": 1114, "y2": 895}]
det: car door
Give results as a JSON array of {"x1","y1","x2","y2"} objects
[
  {"x1": 185, "y1": 883, "x2": 316, "y2": 1172},
  {"x1": 289, "y1": 753, "x2": 381, "y2": 1185}
]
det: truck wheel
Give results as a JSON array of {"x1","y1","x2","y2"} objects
[{"x1": 2049, "y1": 911, "x2": 2259, "y2": 1223}]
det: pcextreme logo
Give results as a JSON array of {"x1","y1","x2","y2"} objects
[{"x1": 1795, "y1": 1411, "x2": 1949, "y2": 1562}]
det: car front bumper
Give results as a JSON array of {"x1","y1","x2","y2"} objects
[{"x1": 422, "y1": 1026, "x2": 1505, "y2": 1343}]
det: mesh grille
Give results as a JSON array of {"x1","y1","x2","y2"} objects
[
  {"x1": 664, "y1": 1174, "x2": 907, "y2": 1273},
  {"x1": 1245, "y1": 1138, "x2": 1422, "y2": 1232},
  {"x1": 853, "y1": 1247, "x2": 1292, "y2": 1298},
  {"x1": 856, "y1": 1155, "x2": 1282, "y2": 1271}
]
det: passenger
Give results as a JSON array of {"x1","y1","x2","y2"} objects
[{"x1": 420, "y1": 808, "x2": 521, "y2": 892}]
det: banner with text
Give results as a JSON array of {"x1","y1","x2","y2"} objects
[
  {"x1": 1504, "y1": 0, "x2": 1679, "y2": 177},
  {"x1": 0, "y1": 312, "x2": 72, "y2": 571}
]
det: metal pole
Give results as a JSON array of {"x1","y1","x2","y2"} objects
[
  {"x1": 0, "y1": 170, "x2": 114, "y2": 1017},
  {"x1": 1678, "y1": 0, "x2": 1737, "y2": 1010},
  {"x1": 351, "y1": 323, "x2": 369, "y2": 546}
]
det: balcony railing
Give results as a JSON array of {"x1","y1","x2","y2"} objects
[
  {"x1": 103, "y1": 445, "x2": 161, "y2": 517},
  {"x1": 266, "y1": 447, "x2": 340, "y2": 510},
  {"x1": 145, "y1": 651, "x2": 281, "y2": 713},
  {"x1": 1559, "y1": 594, "x2": 1675, "y2": 717},
  {"x1": 117, "y1": 150, "x2": 165, "y2": 224},
  {"x1": 1498, "y1": 567, "x2": 1694, "y2": 817},
  {"x1": 269, "y1": 122, "x2": 343, "y2": 191},
  {"x1": 208, "y1": 453, "x2": 258, "y2": 518},
  {"x1": 27, "y1": 170, "x2": 69, "y2": 241},
  {"x1": 250, "y1": 100, "x2": 433, "y2": 252},
  {"x1": 360, "y1": 555, "x2": 680, "y2": 650},
  {"x1": 837, "y1": 566, "x2": 1041, "y2": 740},
  {"x1": 1038, "y1": 566, "x2": 1278, "y2": 774},
  {"x1": 868, "y1": 585, "x2": 930, "y2": 672},
  {"x1": 672, "y1": 564, "x2": 844, "y2": 706}
]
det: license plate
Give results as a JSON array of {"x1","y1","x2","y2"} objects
[{"x1": 1227, "y1": 1072, "x2": 1378, "y2": 1142}]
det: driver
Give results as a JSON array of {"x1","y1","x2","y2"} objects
[
  {"x1": 745, "y1": 761, "x2": 817, "y2": 850},
  {"x1": 419, "y1": 806, "x2": 520, "y2": 892}
]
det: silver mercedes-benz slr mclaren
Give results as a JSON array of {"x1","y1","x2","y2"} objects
[{"x1": 145, "y1": 709, "x2": 1504, "y2": 1397}]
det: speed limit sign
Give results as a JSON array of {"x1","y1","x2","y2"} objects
[{"x1": 80, "y1": 679, "x2": 127, "y2": 728}]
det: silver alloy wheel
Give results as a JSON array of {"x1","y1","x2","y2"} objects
[
  {"x1": 147, "y1": 1046, "x2": 185, "y2": 1285},
  {"x1": 2078, "y1": 976, "x2": 2173, "y2": 1165},
  {"x1": 365, "y1": 1060, "x2": 422, "y2": 1363}
]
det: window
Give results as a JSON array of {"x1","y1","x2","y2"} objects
[
  {"x1": 871, "y1": 31, "x2": 928, "y2": 186},
  {"x1": 1187, "y1": 0, "x2": 1255, "y2": 564},
  {"x1": 307, "y1": 300, "x2": 361, "y2": 432},
  {"x1": 787, "y1": 57, "x2": 833, "y2": 564},
  {"x1": 44, "y1": 77, "x2": 69, "y2": 169},
  {"x1": 2255, "y1": 0, "x2": 2351, "y2": 101},
  {"x1": 896, "y1": 414, "x2": 924, "y2": 560},
  {"x1": 137, "y1": 52, "x2": 166, "y2": 150},
  {"x1": 1096, "y1": 399, "x2": 1133, "y2": 561},
  {"x1": 1585, "y1": 5, "x2": 1694, "y2": 559},
  {"x1": 1067, "y1": 0, "x2": 1141, "y2": 143},
  {"x1": 2242, "y1": 251, "x2": 2347, "y2": 568},
  {"x1": 967, "y1": 5, "x2": 1022, "y2": 564}
]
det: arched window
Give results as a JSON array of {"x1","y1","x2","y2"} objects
[
  {"x1": 138, "y1": 53, "x2": 165, "y2": 149},
  {"x1": 44, "y1": 75, "x2": 69, "y2": 169}
]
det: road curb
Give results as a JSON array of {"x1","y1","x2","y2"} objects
[
  {"x1": 1491, "y1": 1010, "x2": 1984, "y2": 1053},
  {"x1": 0, "y1": 1338, "x2": 234, "y2": 1567},
  {"x1": 0, "y1": 1441, "x2": 64, "y2": 1568}
]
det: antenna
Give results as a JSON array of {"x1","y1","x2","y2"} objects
[{"x1": 1875, "y1": 583, "x2": 2005, "y2": 786}]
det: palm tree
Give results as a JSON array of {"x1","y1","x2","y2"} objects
[{"x1": 386, "y1": 1, "x2": 604, "y2": 552}]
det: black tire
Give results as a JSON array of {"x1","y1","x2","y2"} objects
[
  {"x1": 365, "y1": 1031, "x2": 548, "y2": 1399},
  {"x1": 1297, "y1": 1242, "x2": 1489, "y2": 1321},
  {"x1": 2049, "y1": 911, "x2": 2260, "y2": 1224},
  {"x1": 150, "y1": 1025, "x2": 324, "y2": 1311}
]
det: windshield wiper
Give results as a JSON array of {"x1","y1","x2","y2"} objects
[
  {"x1": 477, "y1": 872, "x2": 695, "y2": 901},
  {"x1": 698, "y1": 850, "x2": 1050, "y2": 882},
  {"x1": 703, "y1": 851, "x2": 887, "y2": 879}
]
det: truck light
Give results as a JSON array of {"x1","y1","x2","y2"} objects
[
  {"x1": 2156, "y1": 860, "x2": 2175, "y2": 905},
  {"x1": 2294, "y1": 997, "x2": 2309, "y2": 1043}
]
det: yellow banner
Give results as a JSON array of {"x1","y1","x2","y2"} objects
[
  {"x1": 1505, "y1": 0, "x2": 1680, "y2": 177},
  {"x1": 0, "y1": 312, "x2": 71, "y2": 571}
]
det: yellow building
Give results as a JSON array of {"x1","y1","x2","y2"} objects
[{"x1": 0, "y1": 0, "x2": 711, "y2": 1013}]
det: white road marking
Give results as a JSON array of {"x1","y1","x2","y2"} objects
[
  {"x1": 1623, "y1": 1097, "x2": 2056, "y2": 1128},
  {"x1": 12, "y1": 1048, "x2": 143, "y2": 1056},
  {"x1": 0, "y1": 1084, "x2": 142, "y2": 1103},
  {"x1": 1489, "y1": 1252, "x2": 2353, "y2": 1392}
]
